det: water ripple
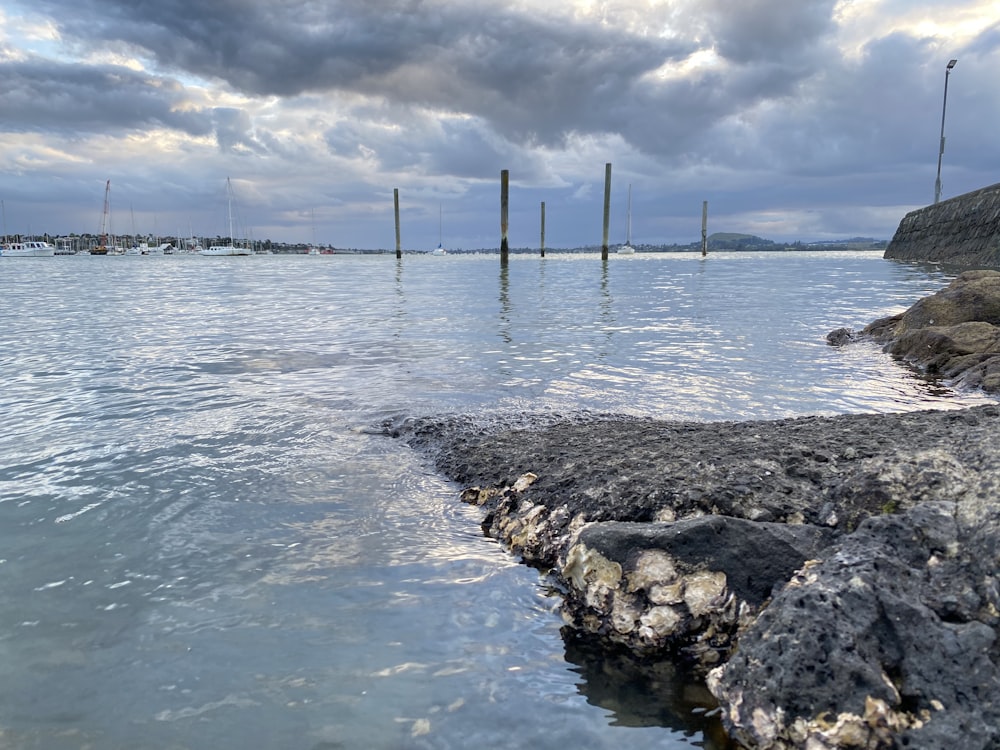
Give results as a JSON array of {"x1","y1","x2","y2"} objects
[{"x1": 0, "y1": 252, "x2": 995, "y2": 750}]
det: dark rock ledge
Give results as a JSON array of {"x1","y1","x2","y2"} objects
[
  {"x1": 384, "y1": 272, "x2": 1000, "y2": 749},
  {"x1": 388, "y1": 405, "x2": 1000, "y2": 749}
]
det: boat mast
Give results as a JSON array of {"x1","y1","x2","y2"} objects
[
  {"x1": 98, "y1": 179, "x2": 111, "y2": 250},
  {"x1": 226, "y1": 177, "x2": 235, "y2": 247},
  {"x1": 626, "y1": 184, "x2": 632, "y2": 246}
]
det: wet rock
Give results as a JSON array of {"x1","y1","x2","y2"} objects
[
  {"x1": 830, "y1": 270, "x2": 1000, "y2": 392},
  {"x1": 559, "y1": 518, "x2": 835, "y2": 670},
  {"x1": 708, "y1": 501, "x2": 1000, "y2": 750},
  {"x1": 825, "y1": 327, "x2": 858, "y2": 346},
  {"x1": 388, "y1": 401, "x2": 1000, "y2": 749}
]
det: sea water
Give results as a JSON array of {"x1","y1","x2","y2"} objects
[{"x1": 0, "y1": 251, "x2": 993, "y2": 750}]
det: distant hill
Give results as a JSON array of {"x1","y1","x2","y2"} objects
[
  {"x1": 707, "y1": 232, "x2": 764, "y2": 242},
  {"x1": 707, "y1": 233, "x2": 775, "y2": 250}
]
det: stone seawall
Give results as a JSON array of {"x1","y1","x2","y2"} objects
[{"x1": 884, "y1": 182, "x2": 1000, "y2": 267}]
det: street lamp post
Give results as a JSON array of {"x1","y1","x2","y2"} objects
[{"x1": 934, "y1": 59, "x2": 958, "y2": 204}]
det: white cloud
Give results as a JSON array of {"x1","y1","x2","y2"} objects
[{"x1": 0, "y1": 0, "x2": 998, "y2": 246}]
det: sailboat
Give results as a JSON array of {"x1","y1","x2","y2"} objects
[
  {"x1": 200, "y1": 178, "x2": 253, "y2": 256},
  {"x1": 430, "y1": 204, "x2": 447, "y2": 255},
  {"x1": 617, "y1": 184, "x2": 636, "y2": 254},
  {"x1": 92, "y1": 179, "x2": 113, "y2": 255},
  {"x1": 125, "y1": 204, "x2": 144, "y2": 254},
  {"x1": 306, "y1": 208, "x2": 320, "y2": 254}
]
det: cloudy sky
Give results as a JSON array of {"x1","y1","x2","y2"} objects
[{"x1": 1, "y1": 0, "x2": 998, "y2": 250}]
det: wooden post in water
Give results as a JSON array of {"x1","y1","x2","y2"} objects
[
  {"x1": 540, "y1": 201, "x2": 546, "y2": 257},
  {"x1": 601, "y1": 162, "x2": 611, "y2": 260},
  {"x1": 500, "y1": 169, "x2": 509, "y2": 265},
  {"x1": 701, "y1": 200, "x2": 708, "y2": 257},
  {"x1": 394, "y1": 189, "x2": 401, "y2": 259}
]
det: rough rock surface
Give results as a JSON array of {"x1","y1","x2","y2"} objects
[
  {"x1": 387, "y1": 403, "x2": 1000, "y2": 749},
  {"x1": 562, "y1": 518, "x2": 835, "y2": 666},
  {"x1": 710, "y1": 499, "x2": 1000, "y2": 750},
  {"x1": 828, "y1": 269, "x2": 1000, "y2": 392},
  {"x1": 882, "y1": 182, "x2": 1000, "y2": 268}
]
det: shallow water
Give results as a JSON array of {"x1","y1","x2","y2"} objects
[{"x1": 0, "y1": 251, "x2": 992, "y2": 749}]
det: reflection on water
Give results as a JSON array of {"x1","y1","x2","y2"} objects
[
  {"x1": 563, "y1": 632, "x2": 734, "y2": 748},
  {"x1": 0, "y1": 252, "x2": 994, "y2": 750}
]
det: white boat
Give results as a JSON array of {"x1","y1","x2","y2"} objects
[
  {"x1": 200, "y1": 178, "x2": 253, "y2": 256},
  {"x1": 93, "y1": 179, "x2": 117, "y2": 255},
  {"x1": 176, "y1": 234, "x2": 201, "y2": 254},
  {"x1": 55, "y1": 238, "x2": 76, "y2": 255},
  {"x1": 618, "y1": 184, "x2": 636, "y2": 255},
  {"x1": 430, "y1": 205, "x2": 447, "y2": 255},
  {"x1": 202, "y1": 242, "x2": 252, "y2": 256},
  {"x1": 1, "y1": 240, "x2": 56, "y2": 257},
  {"x1": 0, "y1": 201, "x2": 57, "y2": 256},
  {"x1": 306, "y1": 209, "x2": 320, "y2": 254},
  {"x1": 203, "y1": 240, "x2": 253, "y2": 256}
]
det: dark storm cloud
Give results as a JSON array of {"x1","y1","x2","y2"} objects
[
  {"x1": 28, "y1": 0, "x2": 695, "y2": 149},
  {"x1": 211, "y1": 107, "x2": 266, "y2": 154},
  {"x1": 21, "y1": 0, "x2": 853, "y2": 162},
  {"x1": 0, "y1": 58, "x2": 213, "y2": 136},
  {"x1": 699, "y1": 0, "x2": 838, "y2": 65},
  {"x1": 7, "y1": 0, "x2": 1000, "y2": 245}
]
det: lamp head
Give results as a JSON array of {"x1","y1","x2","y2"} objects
[{"x1": 947, "y1": 59, "x2": 958, "y2": 70}]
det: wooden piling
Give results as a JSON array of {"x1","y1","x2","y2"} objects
[
  {"x1": 701, "y1": 200, "x2": 708, "y2": 257},
  {"x1": 540, "y1": 201, "x2": 546, "y2": 258},
  {"x1": 394, "y1": 189, "x2": 401, "y2": 259},
  {"x1": 500, "y1": 169, "x2": 509, "y2": 265},
  {"x1": 601, "y1": 163, "x2": 611, "y2": 260}
]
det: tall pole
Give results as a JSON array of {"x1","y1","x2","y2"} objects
[
  {"x1": 601, "y1": 162, "x2": 611, "y2": 261},
  {"x1": 701, "y1": 200, "x2": 708, "y2": 256},
  {"x1": 500, "y1": 169, "x2": 509, "y2": 265},
  {"x1": 540, "y1": 201, "x2": 546, "y2": 258},
  {"x1": 393, "y1": 188, "x2": 401, "y2": 259},
  {"x1": 934, "y1": 59, "x2": 958, "y2": 205}
]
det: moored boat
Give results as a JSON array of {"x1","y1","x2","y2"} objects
[
  {"x1": 200, "y1": 178, "x2": 254, "y2": 256},
  {"x1": 1, "y1": 240, "x2": 56, "y2": 257},
  {"x1": 617, "y1": 184, "x2": 636, "y2": 255},
  {"x1": 202, "y1": 242, "x2": 253, "y2": 256},
  {"x1": 55, "y1": 238, "x2": 76, "y2": 255},
  {"x1": 430, "y1": 205, "x2": 448, "y2": 255}
]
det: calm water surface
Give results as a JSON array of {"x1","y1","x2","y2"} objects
[{"x1": 0, "y1": 252, "x2": 993, "y2": 750}]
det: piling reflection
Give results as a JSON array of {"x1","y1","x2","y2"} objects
[
  {"x1": 562, "y1": 631, "x2": 737, "y2": 749},
  {"x1": 498, "y1": 262, "x2": 511, "y2": 346}
]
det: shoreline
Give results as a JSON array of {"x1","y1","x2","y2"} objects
[
  {"x1": 390, "y1": 404, "x2": 1000, "y2": 748},
  {"x1": 387, "y1": 270, "x2": 1000, "y2": 749}
]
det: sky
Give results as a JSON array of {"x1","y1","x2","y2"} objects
[{"x1": 1, "y1": 0, "x2": 999, "y2": 250}]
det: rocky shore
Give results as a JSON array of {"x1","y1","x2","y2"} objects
[
  {"x1": 828, "y1": 269, "x2": 1000, "y2": 393},
  {"x1": 386, "y1": 270, "x2": 1000, "y2": 749}
]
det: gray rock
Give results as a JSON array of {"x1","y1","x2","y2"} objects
[
  {"x1": 561, "y1": 518, "x2": 835, "y2": 668},
  {"x1": 831, "y1": 270, "x2": 1000, "y2": 392},
  {"x1": 709, "y1": 501, "x2": 1000, "y2": 750},
  {"x1": 388, "y1": 400, "x2": 1000, "y2": 749}
]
